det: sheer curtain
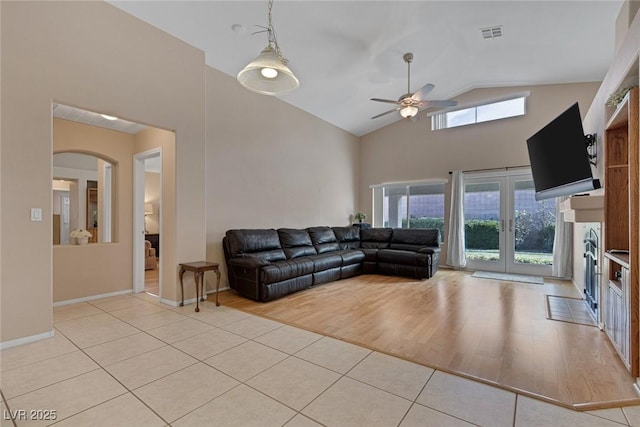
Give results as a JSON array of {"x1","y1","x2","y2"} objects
[
  {"x1": 446, "y1": 170, "x2": 466, "y2": 268},
  {"x1": 552, "y1": 196, "x2": 572, "y2": 278}
]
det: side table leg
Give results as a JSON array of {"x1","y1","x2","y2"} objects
[
  {"x1": 199, "y1": 272, "x2": 206, "y2": 302},
  {"x1": 179, "y1": 267, "x2": 185, "y2": 307},
  {"x1": 193, "y1": 272, "x2": 200, "y2": 312},
  {"x1": 215, "y1": 269, "x2": 221, "y2": 306}
]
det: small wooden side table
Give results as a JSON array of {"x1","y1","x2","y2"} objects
[{"x1": 178, "y1": 261, "x2": 221, "y2": 312}]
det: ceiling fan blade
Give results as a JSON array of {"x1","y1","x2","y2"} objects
[
  {"x1": 411, "y1": 83, "x2": 435, "y2": 101},
  {"x1": 371, "y1": 108, "x2": 400, "y2": 119},
  {"x1": 370, "y1": 98, "x2": 401, "y2": 104},
  {"x1": 421, "y1": 100, "x2": 458, "y2": 109}
]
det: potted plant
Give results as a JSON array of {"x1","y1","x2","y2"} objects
[
  {"x1": 354, "y1": 212, "x2": 367, "y2": 223},
  {"x1": 607, "y1": 85, "x2": 638, "y2": 107},
  {"x1": 70, "y1": 229, "x2": 92, "y2": 245}
]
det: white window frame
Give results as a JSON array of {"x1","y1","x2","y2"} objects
[
  {"x1": 370, "y1": 179, "x2": 447, "y2": 232},
  {"x1": 431, "y1": 92, "x2": 529, "y2": 131}
]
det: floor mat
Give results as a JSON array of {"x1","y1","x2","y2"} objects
[
  {"x1": 546, "y1": 295, "x2": 597, "y2": 327},
  {"x1": 471, "y1": 271, "x2": 543, "y2": 284}
]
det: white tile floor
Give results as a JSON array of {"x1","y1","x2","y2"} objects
[{"x1": 2, "y1": 293, "x2": 640, "y2": 426}]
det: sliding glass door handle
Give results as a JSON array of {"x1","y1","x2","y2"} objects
[
  {"x1": 509, "y1": 219, "x2": 513, "y2": 232},
  {"x1": 501, "y1": 219, "x2": 505, "y2": 232}
]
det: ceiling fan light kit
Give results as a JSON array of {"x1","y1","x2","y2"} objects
[
  {"x1": 400, "y1": 105, "x2": 418, "y2": 118},
  {"x1": 371, "y1": 52, "x2": 457, "y2": 120},
  {"x1": 237, "y1": 0, "x2": 299, "y2": 96}
]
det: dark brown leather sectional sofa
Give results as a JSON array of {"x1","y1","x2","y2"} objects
[{"x1": 222, "y1": 226, "x2": 441, "y2": 302}]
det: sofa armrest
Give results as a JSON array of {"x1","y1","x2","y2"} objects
[
  {"x1": 418, "y1": 247, "x2": 441, "y2": 277},
  {"x1": 229, "y1": 256, "x2": 271, "y2": 269},
  {"x1": 228, "y1": 256, "x2": 271, "y2": 301},
  {"x1": 418, "y1": 247, "x2": 440, "y2": 255}
]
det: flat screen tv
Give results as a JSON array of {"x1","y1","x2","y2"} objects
[{"x1": 526, "y1": 102, "x2": 600, "y2": 201}]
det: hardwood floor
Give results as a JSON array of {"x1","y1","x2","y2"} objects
[
  {"x1": 144, "y1": 264, "x2": 159, "y2": 296},
  {"x1": 219, "y1": 270, "x2": 640, "y2": 410}
]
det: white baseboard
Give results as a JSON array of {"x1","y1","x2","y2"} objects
[
  {"x1": 52, "y1": 286, "x2": 230, "y2": 309},
  {"x1": 53, "y1": 289, "x2": 132, "y2": 307},
  {"x1": 205, "y1": 286, "x2": 230, "y2": 295},
  {"x1": 1, "y1": 330, "x2": 55, "y2": 350},
  {"x1": 159, "y1": 298, "x2": 179, "y2": 307},
  {"x1": 178, "y1": 296, "x2": 200, "y2": 307},
  {"x1": 167, "y1": 287, "x2": 230, "y2": 308}
]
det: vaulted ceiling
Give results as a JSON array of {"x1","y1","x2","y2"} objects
[{"x1": 106, "y1": 1, "x2": 622, "y2": 137}]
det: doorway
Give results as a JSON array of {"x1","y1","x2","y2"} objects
[
  {"x1": 134, "y1": 149, "x2": 162, "y2": 296},
  {"x1": 463, "y1": 170, "x2": 555, "y2": 276}
]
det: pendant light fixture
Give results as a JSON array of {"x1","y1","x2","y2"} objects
[{"x1": 237, "y1": 0, "x2": 299, "y2": 96}]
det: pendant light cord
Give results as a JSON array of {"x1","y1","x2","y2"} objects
[{"x1": 266, "y1": 0, "x2": 288, "y2": 65}]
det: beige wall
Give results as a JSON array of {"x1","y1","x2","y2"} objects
[
  {"x1": 145, "y1": 172, "x2": 161, "y2": 235},
  {"x1": 360, "y1": 82, "x2": 600, "y2": 263},
  {"x1": 135, "y1": 127, "x2": 179, "y2": 301},
  {"x1": 204, "y1": 67, "x2": 361, "y2": 288},
  {"x1": 615, "y1": 0, "x2": 640, "y2": 53},
  {"x1": 1, "y1": 1, "x2": 206, "y2": 344},
  {"x1": 53, "y1": 119, "x2": 134, "y2": 302}
]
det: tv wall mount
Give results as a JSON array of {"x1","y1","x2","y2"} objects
[{"x1": 585, "y1": 133, "x2": 597, "y2": 166}]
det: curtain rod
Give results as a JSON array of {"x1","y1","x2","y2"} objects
[{"x1": 448, "y1": 165, "x2": 530, "y2": 175}]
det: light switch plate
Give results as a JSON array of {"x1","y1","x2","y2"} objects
[{"x1": 31, "y1": 208, "x2": 42, "y2": 222}]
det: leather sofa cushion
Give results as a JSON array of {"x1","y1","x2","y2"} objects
[
  {"x1": 378, "y1": 249, "x2": 430, "y2": 267},
  {"x1": 226, "y1": 229, "x2": 286, "y2": 262},
  {"x1": 361, "y1": 248, "x2": 379, "y2": 262},
  {"x1": 261, "y1": 258, "x2": 315, "y2": 284},
  {"x1": 309, "y1": 253, "x2": 342, "y2": 272},
  {"x1": 360, "y1": 228, "x2": 392, "y2": 249},
  {"x1": 333, "y1": 226, "x2": 361, "y2": 250},
  {"x1": 337, "y1": 249, "x2": 365, "y2": 266},
  {"x1": 389, "y1": 243, "x2": 432, "y2": 252},
  {"x1": 278, "y1": 228, "x2": 318, "y2": 259},
  {"x1": 313, "y1": 267, "x2": 341, "y2": 285},
  {"x1": 378, "y1": 263, "x2": 428, "y2": 279},
  {"x1": 390, "y1": 228, "x2": 440, "y2": 247},
  {"x1": 307, "y1": 226, "x2": 340, "y2": 254},
  {"x1": 262, "y1": 275, "x2": 314, "y2": 302}
]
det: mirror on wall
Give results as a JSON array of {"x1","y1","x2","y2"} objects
[{"x1": 53, "y1": 152, "x2": 115, "y2": 245}]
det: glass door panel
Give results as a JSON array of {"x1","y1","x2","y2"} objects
[
  {"x1": 463, "y1": 172, "x2": 555, "y2": 276},
  {"x1": 464, "y1": 180, "x2": 505, "y2": 272},
  {"x1": 508, "y1": 176, "x2": 554, "y2": 276}
]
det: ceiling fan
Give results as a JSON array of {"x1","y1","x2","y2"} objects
[{"x1": 371, "y1": 53, "x2": 457, "y2": 120}]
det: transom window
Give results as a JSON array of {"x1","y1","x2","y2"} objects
[{"x1": 431, "y1": 95, "x2": 527, "y2": 130}]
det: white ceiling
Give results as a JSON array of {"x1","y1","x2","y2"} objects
[
  {"x1": 53, "y1": 103, "x2": 147, "y2": 134},
  {"x1": 106, "y1": 1, "x2": 622, "y2": 137}
]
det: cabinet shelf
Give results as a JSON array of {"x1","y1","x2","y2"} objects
[
  {"x1": 604, "y1": 87, "x2": 639, "y2": 376},
  {"x1": 604, "y1": 251, "x2": 630, "y2": 269}
]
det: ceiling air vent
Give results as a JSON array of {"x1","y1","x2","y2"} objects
[{"x1": 481, "y1": 26, "x2": 503, "y2": 39}]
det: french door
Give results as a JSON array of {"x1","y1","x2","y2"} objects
[{"x1": 463, "y1": 170, "x2": 554, "y2": 276}]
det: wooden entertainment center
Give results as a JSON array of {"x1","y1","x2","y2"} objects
[{"x1": 604, "y1": 87, "x2": 639, "y2": 376}]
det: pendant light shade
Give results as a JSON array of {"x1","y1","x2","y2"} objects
[
  {"x1": 237, "y1": 45, "x2": 299, "y2": 95},
  {"x1": 237, "y1": 0, "x2": 299, "y2": 96}
]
